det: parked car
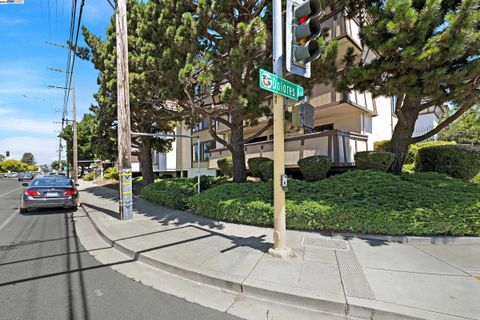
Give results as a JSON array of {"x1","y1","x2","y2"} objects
[
  {"x1": 20, "y1": 177, "x2": 79, "y2": 213},
  {"x1": 18, "y1": 172, "x2": 34, "y2": 182},
  {"x1": 5, "y1": 172, "x2": 18, "y2": 178}
]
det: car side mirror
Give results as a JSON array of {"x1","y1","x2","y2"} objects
[{"x1": 22, "y1": 182, "x2": 29, "y2": 187}]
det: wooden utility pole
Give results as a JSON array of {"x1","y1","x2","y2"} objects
[
  {"x1": 72, "y1": 69, "x2": 78, "y2": 186},
  {"x1": 116, "y1": 0, "x2": 133, "y2": 220}
]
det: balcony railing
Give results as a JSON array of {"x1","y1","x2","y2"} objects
[{"x1": 209, "y1": 130, "x2": 369, "y2": 170}]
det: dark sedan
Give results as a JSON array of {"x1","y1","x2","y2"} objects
[{"x1": 20, "y1": 177, "x2": 79, "y2": 213}]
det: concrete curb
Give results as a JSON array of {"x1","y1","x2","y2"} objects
[
  {"x1": 80, "y1": 202, "x2": 469, "y2": 320},
  {"x1": 332, "y1": 232, "x2": 480, "y2": 245},
  {"x1": 79, "y1": 182, "x2": 478, "y2": 320}
]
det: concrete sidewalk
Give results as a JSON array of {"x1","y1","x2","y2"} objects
[{"x1": 78, "y1": 181, "x2": 480, "y2": 320}]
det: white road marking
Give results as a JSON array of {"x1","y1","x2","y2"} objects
[{"x1": 0, "y1": 186, "x2": 23, "y2": 231}]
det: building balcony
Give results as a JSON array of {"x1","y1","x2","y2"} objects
[
  {"x1": 319, "y1": 9, "x2": 366, "y2": 66},
  {"x1": 208, "y1": 129, "x2": 369, "y2": 170},
  {"x1": 310, "y1": 82, "x2": 376, "y2": 114}
]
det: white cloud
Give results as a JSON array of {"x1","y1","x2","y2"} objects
[{"x1": 0, "y1": 136, "x2": 59, "y2": 165}]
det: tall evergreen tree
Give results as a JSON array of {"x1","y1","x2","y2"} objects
[
  {"x1": 339, "y1": 0, "x2": 480, "y2": 173},
  {"x1": 81, "y1": 0, "x2": 182, "y2": 185},
  {"x1": 179, "y1": 0, "x2": 337, "y2": 182}
]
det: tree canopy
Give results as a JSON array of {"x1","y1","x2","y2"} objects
[
  {"x1": 340, "y1": 0, "x2": 480, "y2": 173},
  {"x1": 21, "y1": 153, "x2": 35, "y2": 165},
  {"x1": 440, "y1": 105, "x2": 480, "y2": 144}
]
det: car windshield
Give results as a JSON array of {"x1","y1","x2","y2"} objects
[{"x1": 31, "y1": 178, "x2": 73, "y2": 187}]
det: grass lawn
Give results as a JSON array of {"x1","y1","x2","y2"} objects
[{"x1": 186, "y1": 171, "x2": 480, "y2": 236}]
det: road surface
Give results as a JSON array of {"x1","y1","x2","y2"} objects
[{"x1": 0, "y1": 178, "x2": 239, "y2": 320}]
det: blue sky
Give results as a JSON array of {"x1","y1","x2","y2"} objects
[{"x1": 0, "y1": 0, "x2": 112, "y2": 165}]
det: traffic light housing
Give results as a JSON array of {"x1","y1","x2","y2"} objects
[
  {"x1": 286, "y1": 0, "x2": 323, "y2": 78},
  {"x1": 5, "y1": 151, "x2": 10, "y2": 157}
]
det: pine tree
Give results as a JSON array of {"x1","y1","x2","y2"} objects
[
  {"x1": 81, "y1": 0, "x2": 183, "y2": 185},
  {"x1": 340, "y1": 0, "x2": 480, "y2": 173},
  {"x1": 178, "y1": 0, "x2": 337, "y2": 182}
]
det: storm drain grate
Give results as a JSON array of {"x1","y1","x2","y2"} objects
[{"x1": 301, "y1": 237, "x2": 349, "y2": 251}]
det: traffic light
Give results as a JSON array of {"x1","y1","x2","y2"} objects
[
  {"x1": 5, "y1": 151, "x2": 10, "y2": 157},
  {"x1": 286, "y1": 0, "x2": 323, "y2": 78}
]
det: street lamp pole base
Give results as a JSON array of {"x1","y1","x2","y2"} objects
[{"x1": 268, "y1": 247, "x2": 293, "y2": 259}]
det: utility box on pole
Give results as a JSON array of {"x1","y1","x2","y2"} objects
[{"x1": 116, "y1": 0, "x2": 134, "y2": 220}]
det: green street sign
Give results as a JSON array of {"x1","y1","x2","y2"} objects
[{"x1": 259, "y1": 68, "x2": 304, "y2": 101}]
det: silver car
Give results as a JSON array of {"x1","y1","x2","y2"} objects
[{"x1": 20, "y1": 177, "x2": 79, "y2": 213}]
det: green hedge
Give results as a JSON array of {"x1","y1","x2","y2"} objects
[
  {"x1": 298, "y1": 155, "x2": 331, "y2": 181},
  {"x1": 142, "y1": 178, "x2": 196, "y2": 210},
  {"x1": 188, "y1": 170, "x2": 480, "y2": 236},
  {"x1": 104, "y1": 167, "x2": 119, "y2": 180},
  {"x1": 248, "y1": 157, "x2": 272, "y2": 178},
  {"x1": 415, "y1": 144, "x2": 480, "y2": 180},
  {"x1": 374, "y1": 140, "x2": 455, "y2": 165},
  {"x1": 83, "y1": 171, "x2": 95, "y2": 181},
  {"x1": 142, "y1": 176, "x2": 228, "y2": 210},
  {"x1": 258, "y1": 159, "x2": 274, "y2": 182},
  {"x1": 217, "y1": 157, "x2": 233, "y2": 177},
  {"x1": 355, "y1": 151, "x2": 395, "y2": 172}
]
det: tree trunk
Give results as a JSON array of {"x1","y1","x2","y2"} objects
[
  {"x1": 138, "y1": 136, "x2": 154, "y2": 185},
  {"x1": 390, "y1": 109, "x2": 419, "y2": 174},
  {"x1": 230, "y1": 112, "x2": 247, "y2": 183}
]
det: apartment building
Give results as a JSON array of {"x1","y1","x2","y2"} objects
[{"x1": 134, "y1": 9, "x2": 442, "y2": 177}]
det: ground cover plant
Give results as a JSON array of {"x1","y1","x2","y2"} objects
[
  {"x1": 142, "y1": 176, "x2": 227, "y2": 210},
  {"x1": 182, "y1": 171, "x2": 480, "y2": 236}
]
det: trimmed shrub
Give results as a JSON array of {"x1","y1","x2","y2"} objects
[
  {"x1": 355, "y1": 151, "x2": 395, "y2": 172},
  {"x1": 374, "y1": 140, "x2": 455, "y2": 164},
  {"x1": 83, "y1": 171, "x2": 95, "y2": 181},
  {"x1": 142, "y1": 179, "x2": 196, "y2": 210},
  {"x1": 258, "y1": 159, "x2": 273, "y2": 182},
  {"x1": 415, "y1": 144, "x2": 480, "y2": 180},
  {"x1": 297, "y1": 155, "x2": 331, "y2": 181},
  {"x1": 474, "y1": 173, "x2": 480, "y2": 184},
  {"x1": 248, "y1": 157, "x2": 272, "y2": 178},
  {"x1": 373, "y1": 140, "x2": 391, "y2": 152},
  {"x1": 189, "y1": 175, "x2": 228, "y2": 192},
  {"x1": 217, "y1": 157, "x2": 233, "y2": 177},
  {"x1": 407, "y1": 141, "x2": 455, "y2": 164},
  {"x1": 103, "y1": 167, "x2": 119, "y2": 180}
]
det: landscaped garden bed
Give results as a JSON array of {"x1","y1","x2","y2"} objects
[{"x1": 142, "y1": 170, "x2": 480, "y2": 236}]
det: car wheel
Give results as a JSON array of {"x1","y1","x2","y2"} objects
[{"x1": 20, "y1": 207, "x2": 28, "y2": 213}]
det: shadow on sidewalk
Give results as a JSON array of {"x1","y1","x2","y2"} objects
[{"x1": 81, "y1": 190, "x2": 271, "y2": 254}]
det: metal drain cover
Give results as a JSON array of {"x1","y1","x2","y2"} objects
[{"x1": 302, "y1": 237, "x2": 349, "y2": 250}]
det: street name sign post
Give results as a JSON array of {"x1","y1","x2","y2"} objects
[{"x1": 259, "y1": 68, "x2": 304, "y2": 101}]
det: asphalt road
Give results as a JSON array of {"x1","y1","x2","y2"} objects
[{"x1": 0, "y1": 178, "x2": 239, "y2": 320}]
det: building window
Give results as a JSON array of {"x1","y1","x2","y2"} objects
[
  {"x1": 202, "y1": 140, "x2": 215, "y2": 161},
  {"x1": 192, "y1": 143, "x2": 199, "y2": 162},
  {"x1": 314, "y1": 123, "x2": 334, "y2": 132},
  {"x1": 193, "y1": 117, "x2": 215, "y2": 132}
]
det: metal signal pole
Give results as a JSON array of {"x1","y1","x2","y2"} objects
[
  {"x1": 268, "y1": 0, "x2": 293, "y2": 259},
  {"x1": 116, "y1": 0, "x2": 134, "y2": 220}
]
